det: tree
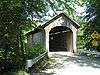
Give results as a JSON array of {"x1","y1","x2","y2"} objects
[
  {"x1": 0, "y1": 0, "x2": 85, "y2": 72},
  {"x1": 0, "y1": 0, "x2": 47, "y2": 71},
  {"x1": 83, "y1": 0, "x2": 100, "y2": 51}
]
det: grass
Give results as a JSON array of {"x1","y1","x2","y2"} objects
[{"x1": 2, "y1": 70, "x2": 29, "y2": 75}]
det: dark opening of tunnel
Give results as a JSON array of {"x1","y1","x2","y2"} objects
[{"x1": 49, "y1": 26, "x2": 71, "y2": 52}]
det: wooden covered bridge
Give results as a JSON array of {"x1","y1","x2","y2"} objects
[{"x1": 27, "y1": 13, "x2": 80, "y2": 53}]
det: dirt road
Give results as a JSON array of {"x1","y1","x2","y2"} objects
[{"x1": 33, "y1": 52, "x2": 100, "y2": 75}]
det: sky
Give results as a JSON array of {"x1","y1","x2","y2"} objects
[{"x1": 75, "y1": 5, "x2": 86, "y2": 16}]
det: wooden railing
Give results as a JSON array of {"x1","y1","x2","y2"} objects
[{"x1": 26, "y1": 52, "x2": 47, "y2": 69}]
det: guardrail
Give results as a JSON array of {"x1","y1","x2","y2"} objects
[{"x1": 26, "y1": 52, "x2": 47, "y2": 69}]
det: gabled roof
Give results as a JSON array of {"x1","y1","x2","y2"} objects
[
  {"x1": 27, "y1": 13, "x2": 80, "y2": 35},
  {"x1": 40, "y1": 13, "x2": 80, "y2": 28}
]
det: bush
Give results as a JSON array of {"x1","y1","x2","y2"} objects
[
  {"x1": 0, "y1": 42, "x2": 46, "y2": 74},
  {"x1": 2, "y1": 70, "x2": 29, "y2": 75},
  {"x1": 25, "y1": 43, "x2": 46, "y2": 60}
]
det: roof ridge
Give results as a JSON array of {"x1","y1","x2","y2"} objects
[{"x1": 40, "y1": 12, "x2": 80, "y2": 28}]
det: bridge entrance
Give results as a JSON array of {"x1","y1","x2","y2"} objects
[{"x1": 49, "y1": 26, "x2": 73, "y2": 52}]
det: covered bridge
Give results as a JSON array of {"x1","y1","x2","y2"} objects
[{"x1": 27, "y1": 13, "x2": 80, "y2": 52}]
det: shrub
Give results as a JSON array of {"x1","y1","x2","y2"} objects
[{"x1": 25, "y1": 43, "x2": 46, "y2": 60}]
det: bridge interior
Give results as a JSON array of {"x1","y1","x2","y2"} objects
[{"x1": 49, "y1": 26, "x2": 72, "y2": 52}]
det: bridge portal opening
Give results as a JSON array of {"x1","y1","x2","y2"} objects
[{"x1": 49, "y1": 26, "x2": 73, "y2": 52}]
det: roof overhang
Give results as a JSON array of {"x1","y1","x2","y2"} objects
[{"x1": 27, "y1": 13, "x2": 80, "y2": 35}]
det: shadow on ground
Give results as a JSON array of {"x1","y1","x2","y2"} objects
[
  {"x1": 52, "y1": 53, "x2": 100, "y2": 68},
  {"x1": 31, "y1": 52, "x2": 100, "y2": 75}
]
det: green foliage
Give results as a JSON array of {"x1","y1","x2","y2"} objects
[
  {"x1": 2, "y1": 70, "x2": 29, "y2": 75},
  {"x1": 77, "y1": 36, "x2": 85, "y2": 49},
  {"x1": 25, "y1": 43, "x2": 46, "y2": 59},
  {"x1": 83, "y1": 0, "x2": 100, "y2": 51},
  {"x1": 46, "y1": 0, "x2": 85, "y2": 19},
  {"x1": 0, "y1": 0, "x2": 86, "y2": 73},
  {"x1": 0, "y1": 0, "x2": 47, "y2": 73}
]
